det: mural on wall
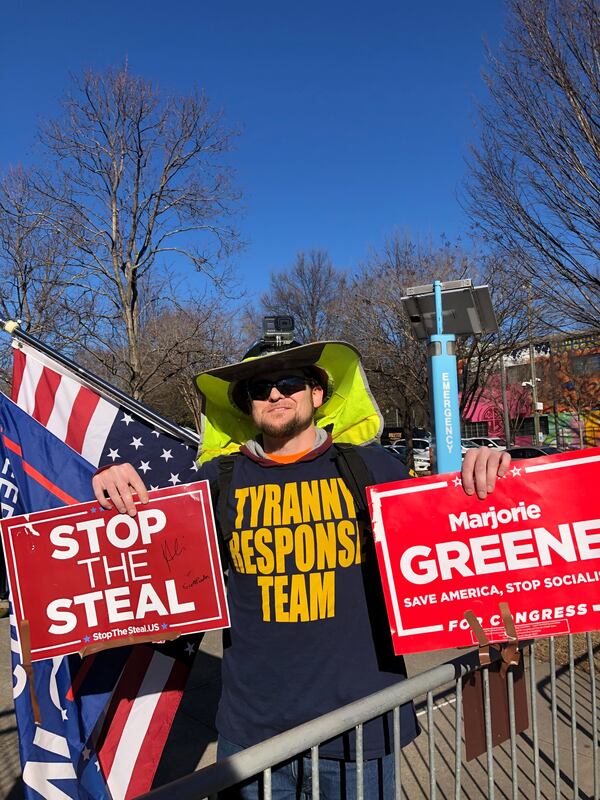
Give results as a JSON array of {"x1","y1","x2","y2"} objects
[
  {"x1": 540, "y1": 333, "x2": 600, "y2": 448},
  {"x1": 544, "y1": 334, "x2": 600, "y2": 409},
  {"x1": 461, "y1": 332, "x2": 600, "y2": 448},
  {"x1": 460, "y1": 373, "x2": 532, "y2": 440}
]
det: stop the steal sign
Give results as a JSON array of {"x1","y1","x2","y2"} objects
[
  {"x1": 367, "y1": 448, "x2": 600, "y2": 654},
  {"x1": 1, "y1": 481, "x2": 229, "y2": 661}
]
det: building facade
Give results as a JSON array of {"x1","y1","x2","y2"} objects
[{"x1": 461, "y1": 331, "x2": 600, "y2": 448}]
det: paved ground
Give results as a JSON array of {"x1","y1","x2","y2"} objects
[
  {"x1": 1, "y1": 610, "x2": 598, "y2": 799},
  {"x1": 0, "y1": 613, "x2": 222, "y2": 799}
]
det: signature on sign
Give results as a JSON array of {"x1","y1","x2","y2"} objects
[{"x1": 162, "y1": 538, "x2": 185, "y2": 571}]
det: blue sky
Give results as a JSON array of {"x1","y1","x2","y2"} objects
[{"x1": 1, "y1": 1, "x2": 506, "y2": 299}]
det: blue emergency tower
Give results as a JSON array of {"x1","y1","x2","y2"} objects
[{"x1": 401, "y1": 279, "x2": 498, "y2": 474}]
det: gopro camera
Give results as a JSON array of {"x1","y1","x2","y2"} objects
[{"x1": 262, "y1": 315, "x2": 295, "y2": 347}]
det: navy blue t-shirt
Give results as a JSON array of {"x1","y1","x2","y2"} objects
[{"x1": 200, "y1": 438, "x2": 419, "y2": 759}]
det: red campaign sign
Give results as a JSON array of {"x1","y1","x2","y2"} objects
[
  {"x1": 1, "y1": 481, "x2": 229, "y2": 661},
  {"x1": 368, "y1": 448, "x2": 600, "y2": 655}
]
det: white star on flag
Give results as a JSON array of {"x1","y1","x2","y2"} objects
[
  {"x1": 168, "y1": 473, "x2": 181, "y2": 485},
  {"x1": 121, "y1": 413, "x2": 133, "y2": 426},
  {"x1": 130, "y1": 437, "x2": 143, "y2": 450},
  {"x1": 184, "y1": 642, "x2": 195, "y2": 656},
  {"x1": 161, "y1": 449, "x2": 173, "y2": 462},
  {"x1": 191, "y1": 461, "x2": 199, "y2": 472},
  {"x1": 107, "y1": 448, "x2": 120, "y2": 461},
  {"x1": 139, "y1": 461, "x2": 151, "y2": 474}
]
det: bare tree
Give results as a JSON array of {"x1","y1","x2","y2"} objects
[
  {"x1": 457, "y1": 253, "x2": 532, "y2": 422},
  {"x1": 347, "y1": 235, "x2": 534, "y2": 448},
  {"x1": 33, "y1": 64, "x2": 241, "y2": 399},
  {"x1": 0, "y1": 166, "x2": 79, "y2": 341},
  {"x1": 257, "y1": 250, "x2": 349, "y2": 341},
  {"x1": 466, "y1": 0, "x2": 600, "y2": 331},
  {"x1": 0, "y1": 166, "x2": 87, "y2": 388},
  {"x1": 140, "y1": 301, "x2": 239, "y2": 430},
  {"x1": 346, "y1": 236, "x2": 453, "y2": 445}
]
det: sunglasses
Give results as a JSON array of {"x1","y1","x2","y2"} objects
[{"x1": 247, "y1": 375, "x2": 313, "y2": 401}]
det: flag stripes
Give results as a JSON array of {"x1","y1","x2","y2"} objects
[
  {"x1": 105, "y1": 650, "x2": 176, "y2": 800},
  {"x1": 126, "y1": 655, "x2": 190, "y2": 798},
  {"x1": 33, "y1": 367, "x2": 62, "y2": 426},
  {"x1": 12, "y1": 343, "x2": 119, "y2": 465},
  {"x1": 99, "y1": 646, "x2": 155, "y2": 784}
]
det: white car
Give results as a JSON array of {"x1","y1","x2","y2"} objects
[
  {"x1": 393, "y1": 439, "x2": 431, "y2": 473},
  {"x1": 461, "y1": 438, "x2": 480, "y2": 454},
  {"x1": 412, "y1": 455, "x2": 431, "y2": 474},
  {"x1": 395, "y1": 438, "x2": 431, "y2": 458},
  {"x1": 463, "y1": 436, "x2": 507, "y2": 451}
]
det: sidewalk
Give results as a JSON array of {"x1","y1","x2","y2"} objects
[
  {"x1": 0, "y1": 615, "x2": 223, "y2": 799},
  {"x1": 1, "y1": 609, "x2": 22, "y2": 800}
]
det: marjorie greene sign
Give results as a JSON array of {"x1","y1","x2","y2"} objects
[
  {"x1": 1, "y1": 481, "x2": 229, "y2": 661},
  {"x1": 367, "y1": 448, "x2": 600, "y2": 655}
]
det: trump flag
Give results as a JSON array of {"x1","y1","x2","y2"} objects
[{"x1": 4, "y1": 338, "x2": 204, "y2": 799}]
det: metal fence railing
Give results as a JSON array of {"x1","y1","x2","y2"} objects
[{"x1": 138, "y1": 634, "x2": 600, "y2": 800}]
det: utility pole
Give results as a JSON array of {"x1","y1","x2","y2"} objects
[
  {"x1": 527, "y1": 284, "x2": 542, "y2": 444},
  {"x1": 500, "y1": 353, "x2": 511, "y2": 444}
]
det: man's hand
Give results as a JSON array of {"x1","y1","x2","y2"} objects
[
  {"x1": 92, "y1": 463, "x2": 149, "y2": 516},
  {"x1": 460, "y1": 447, "x2": 511, "y2": 499}
]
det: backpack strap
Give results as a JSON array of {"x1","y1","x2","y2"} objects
[
  {"x1": 332, "y1": 443, "x2": 376, "y2": 522},
  {"x1": 216, "y1": 453, "x2": 238, "y2": 543}
]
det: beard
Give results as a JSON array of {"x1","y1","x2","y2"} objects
[
  {"x1": 253, "y1": 402, "x2": 314, "y2": 441},
  {"x1": 259, "y1": 414, "x2": 307, "y2": 440}
]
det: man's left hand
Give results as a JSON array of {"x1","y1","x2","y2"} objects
[{"x1": 461, "y1": 447, "x2": 511, "y2": 499}]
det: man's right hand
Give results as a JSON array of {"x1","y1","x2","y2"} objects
[{"x1": 92, "y1": 463, "x2": 149, "y2": 516}]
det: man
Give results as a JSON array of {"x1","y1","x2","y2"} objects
[{"x1": 93, "y1": 334, "x2": 510, "y2": 799}]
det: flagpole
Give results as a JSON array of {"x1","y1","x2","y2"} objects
[{"x1": 2, "y1": 319, "x2": 201, "y2": 448}]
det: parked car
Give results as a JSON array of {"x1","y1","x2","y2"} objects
[
  {"x1": 460, "y1": 438, "x2": 480, "y2": 454},
  {"x1": 507, "y1": 445, "x2": 561, "y2": 459},
  {"x1": 412, "y1": 427, "x2": 432, "y2": 441},
  {"x1": 384, "y1": 443, "x2": 407, "y2": 463},
  {"x1": 395, "y1": 438, "x2": 431, "y2": 457},
  {"x1": 385, "y1": 441, "x2": 430, "y2": 473},
  {"x1": 395, "y1": 439, "x2": 431, "y2": 473},
  {"x1": 463, "y1": 436, "x2": 507, "y2": 451}
]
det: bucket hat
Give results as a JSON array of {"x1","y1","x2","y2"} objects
[{"x1": 195, "y1": 340, "x2": 383, "y2": 463}]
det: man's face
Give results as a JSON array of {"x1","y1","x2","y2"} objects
[{"x1": 248, "y1": 369, "x2": 324, "y2": 441}]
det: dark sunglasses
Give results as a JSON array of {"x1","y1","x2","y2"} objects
[{"x1": 247, "y1": 375, "x2": 313, "y2": 401}]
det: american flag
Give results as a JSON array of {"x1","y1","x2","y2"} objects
[
  {"x1": 6, "y1": 340, "x2": 203, "y2": 800},
  {"x1": 12, "y1": 341, "x2": 201, "y2": 487}
]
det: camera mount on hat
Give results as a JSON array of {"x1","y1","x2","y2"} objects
[{"x1": 243, "y1": 315, "x2": 303, "y2": 359}]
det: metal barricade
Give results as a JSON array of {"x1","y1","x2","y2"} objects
[{"x1": 138, "y1": 633, "x2": 600, "y2": 800}]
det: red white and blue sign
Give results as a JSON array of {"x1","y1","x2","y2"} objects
[
  {"x1": 2, "y1": 481, "x2": 229, "y2": 661},
  {"x1": 368, "y1": 448, "x2": 600, "y2": 654}
]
